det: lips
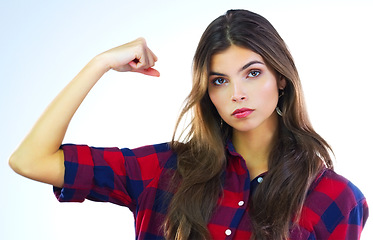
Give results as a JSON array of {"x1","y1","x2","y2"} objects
[{"x1": 232, "y1": 108, "x2": 254, "y2": 118}]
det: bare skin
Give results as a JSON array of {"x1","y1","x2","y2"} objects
[
  {"x1": 9, "y1": 38, "x2": 159, "y2": 188},
  {"x1": 208, "y1": 45, "x2": 286, "y2": 180}
]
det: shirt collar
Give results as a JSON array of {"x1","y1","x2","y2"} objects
[
  {"x1": 225, "y1": 139, "x2": 241, "y2": 158},
  {"x1": 225, "y1": 139, "x2": 269, "y2": 179}
]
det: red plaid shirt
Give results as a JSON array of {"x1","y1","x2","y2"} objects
[{"x1": 54, "y1": 142, "x2": 368, "y2": 239}]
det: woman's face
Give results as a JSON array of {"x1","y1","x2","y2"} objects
[{"x1": 208, "y1": 45, "x2": 286, "y2": 133}]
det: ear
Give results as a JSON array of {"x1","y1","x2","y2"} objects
[{"x1": 278, "y1": 75, "x2": 287, "y2": 90}]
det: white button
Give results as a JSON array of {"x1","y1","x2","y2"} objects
[
  {"x1": 257, "y1": 177, "x2": 263, "y2": 183},
  {"x1": 238, "y1": 200, "x2": 244, "y2": 206},
  {"x1": 225, "y1": 229, "x2": 232, "y2": 236}
]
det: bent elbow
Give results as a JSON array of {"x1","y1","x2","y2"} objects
[
  {"x1": 9, "y1": 151, "x2": 24, "y2": 175},
  {"x1": 9, "y1": 150, "x2": 33, "y2": 178},
  {"x1": 9, "y1": 149, "x2": 65, "y2": 187}
]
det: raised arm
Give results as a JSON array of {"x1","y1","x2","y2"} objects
[{"x1": 9, "y1": 38, "x2": 159, "y2": 188}]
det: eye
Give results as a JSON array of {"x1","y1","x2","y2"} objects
[
  {"x1": 212, "y1": 77, "x2": 228, "y2": 86},
  {"x1": 247, "y1": 70, "x2": 261, "y2": 78}
]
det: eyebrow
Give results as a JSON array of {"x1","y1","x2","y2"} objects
[{"x1": 209, "y1": 60, "x2": 265, "y2": 76}]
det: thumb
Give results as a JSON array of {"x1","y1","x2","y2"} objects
[{"x1": 135, "y1": 67, "x2": 160, "y2": 77}]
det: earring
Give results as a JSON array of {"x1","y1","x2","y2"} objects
[
  {"x1": 278, "y1": 89, "x2": 284, "y2": 98},
  {"x1": 276, "y1": 106, "x2": 283, "y2": 116},
  {"x1": 276, "y1": 89, "x2": 284, "y2": 117}
]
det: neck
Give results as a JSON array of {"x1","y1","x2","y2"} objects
[{"x1": 232, "y1": 112, "x2": 279, "y2": 180}]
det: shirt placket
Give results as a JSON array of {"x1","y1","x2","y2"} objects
[
  {"x1": 223, "y1": 198, "x2": 249, "y2": 239},
  {"x1": 223, "y1": 155, "x2": 252, "y2": 239}
]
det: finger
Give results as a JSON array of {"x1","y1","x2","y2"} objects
[
  {"x1": 135, "y1": 67, "x2": 160, "y2": 77},
  {"x1": 148, "y1": 48, "x2": 158, "y2": 63},
  {"x1": 131, "y1": 53, "x2": 149, "y2": 70},
  {"x1": 128, "y1": 59, "x2": 140, "y2": 69},
  {"x1": 130, "y1": 50, "x2": 156, "y2": 70},
  {"x1": 144, "y1": 47, "x2": 158, "y2": 68},
  {"x1": 138, "y1": 37, "x2": 157, "y2": 63},
  {"x1": 146, "y1": 52, "x2": 155, "y2": 68},
  {"x1": 139, "y1": 44, "x2": 157, "y2": 68}
]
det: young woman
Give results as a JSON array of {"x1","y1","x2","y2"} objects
[{"x1": 9, "y1": 9, "x2": 368, "y2": 240}]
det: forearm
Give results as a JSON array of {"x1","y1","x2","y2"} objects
[
  {"x1": 29, "y1": 55, "x2": 109, "y2": 153},
  {"x1": 9, "y1": 55, "x2": 109, "y2": 184}
]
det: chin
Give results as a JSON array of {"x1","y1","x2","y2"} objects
[{"x1": 230, "y1": 122, "x2": 260, "y2": 133}]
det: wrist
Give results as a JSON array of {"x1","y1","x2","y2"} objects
[{"x1": 91, "y1": 53, "x2": 112, "y2": 73}]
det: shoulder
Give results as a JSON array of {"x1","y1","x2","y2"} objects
[
  {"x1": 120, "y1": 142, "x2": 178, "y2": 175},
  {"x1": 121, "y1": 142, "x2": 173, "y2": 157},
  {"x1": 310, "y1": 169, "x2": 366, "y2": 205},
  {"x1": 300, "y1": 169, "x2": 369, "y2": 237}
]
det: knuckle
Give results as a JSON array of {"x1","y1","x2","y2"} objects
[{"x1": 136, "y1": 37, "x2": 146, "y2": 46}]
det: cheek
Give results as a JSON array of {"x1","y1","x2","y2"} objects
[
  {"x1": 208, "y1": 89, "x2": 225, "y2": 113},
  {"x1": 255, "y1": 80, "x2": 279, "y2": 108}
]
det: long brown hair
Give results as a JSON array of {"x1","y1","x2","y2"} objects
[{"x1": 165, "y1": 10, "x2": 333, "y2": 240}]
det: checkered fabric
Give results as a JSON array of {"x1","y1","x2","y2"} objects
[{"x1": 54, "y1": 141, "x2": 368, "y2": 239}]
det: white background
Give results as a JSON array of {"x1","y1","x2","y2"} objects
[{"x1": 1, "y1": 0, "x2": 372, "y2": 239}]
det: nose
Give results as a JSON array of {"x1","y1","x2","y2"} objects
[{"x1": 231, "y1": 82, "x2": 247, "y2": 102}]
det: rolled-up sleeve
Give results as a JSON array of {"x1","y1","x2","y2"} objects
[
  {"x1": 53, "y1": 143, "x2": 143, "y2": 213},
  {"x1": 53, "y1": 144, "x2": 96, "y2": 203},
  {"x1": 53, "y1": 142, "x2": 174, "y2": 213}
]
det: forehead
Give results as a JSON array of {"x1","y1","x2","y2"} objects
[{"x1": 210, "y1": 45, "x2": 265, "y2": 72}]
